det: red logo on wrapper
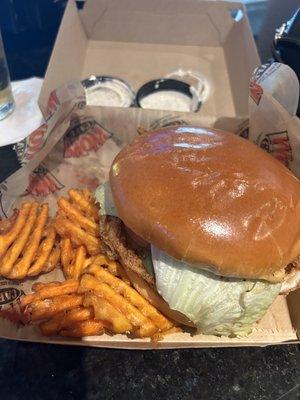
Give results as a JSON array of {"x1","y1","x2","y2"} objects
[
  {"x1": 63, "y1": 117, "x2": 110, "y2": 158},
  {"x1": 256, "y1": 131, "x2": 293, "y2": 167},
  {"x1": 250, "y1": 80, "x2": 263, "y2": 105},
  {"x1": 14, "y1": 124, "x2": 48, "y2": 166},
  {"x1": 249, "y1": 63, "x2": 275, "y2": 106},
  {"x1": 26, "y1": 164, "x2": 64, "y2": 197},
  {"x1": 46, "y1": 90, "x2": 61, "y2": 119},
  {"x1": 75, "y1": 171, "x2": 99, "y2": 190}
]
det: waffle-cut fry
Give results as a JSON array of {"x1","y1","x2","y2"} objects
[
  {"x1": 83, "y1": 254, "x2": 109, "y2": 268},
  {"x1": 68, "y1": 189, "x2": 99, "y2": 221},
  {"x1": 39, "y1": 307, "x2": 93, "y2": 336},
  {"x1": 9, "y1": 204, "x2": 49, "y2": 279},
  {"x1": 79, "y1": 274, "x2": 157, "y2": 337},
  {"x1": 0, "y1": 203, "x2": 39, "y2": 277},
  {"x1": 83, "y1": 188, "x2": 92, "y2": 201},
  {"x1": 151, "y1": 327, "x2": 183, "y2": 342},
  {"x1": 84, "y1": 255, "x2": 131, "y2": 285},
  {"x1": 27, "y1": 227, "x2": 56, "y2": 276},
  {"x1": 30, "y1": 294, "x2": 83, "y2": 321},
  {"x1": 43, "y1": 246, "x2": 60, "y2": 273},
  {"x1": 39, "y1": 313, "x2": 64, "y2": 336},
  {"x1": 64, "y1": 306, "x2": 94, "y2": 324},
  {"x1": 21, "y1": 280, "x2": 79, "y2": 307},
  {"x1": 55, "y1": 216, "x2": 101, "y2": 255},
  {"x1": 0, "y1": 203, "x2": 32, "y2": 257},
  {"x1": 83, "y1": 255, "x2": 101, "y2": 269},
  {"x1": 60, "y1": 237, "x2": 73, "y2": 277},
  {"x1": 88, "y1": 265, "x2": 173, "y2": 331},
  {"x1": 0, "y1": 203, "x2": 31, "y2": 259},
  {"x1": 84, "y1": 294, "x2": 133, "y2": 333},
  {"x1": 0, "y1": 209, "x2": 18, "y2": 234},
  {"x1": 106, "y1": 262, "x2": 131, "y2": 286},
  {"x1": 70, "y1": 245, "x2": 87, "y2": 279},
  {"x1": 32, "y1": 281, "x2": 61, "y2": 292},
  {"x1": 60, "y1": 319, "x2": 104, "y2": 337},
  {"x1": 124, "y1": 268, "x2": 194, "y2": 328},
  {"x1": 58, "y1": 197, "x2": 99, "y2": 236}
]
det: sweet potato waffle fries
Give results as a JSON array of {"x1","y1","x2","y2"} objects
[
  {"x1": 0, "y1": 203, "x2": 59, "y2": 279},
  {"x1": 0, "y1": 189, "x2": 180, "y2": 340}
]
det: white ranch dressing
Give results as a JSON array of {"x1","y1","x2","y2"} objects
[
  {"x1": 85, "y1": 79, "x2": 134, "y2": 108},
  {"x1": 140, "y1": 90, "x2": 193, "y2": 112}
]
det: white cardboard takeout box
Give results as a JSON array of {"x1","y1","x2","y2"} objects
[
  {"x1": 39, "y1": 0, "x2": 259, "y2": 125},
  {"x1": 2, "y1": 0, "x2": 299, "y2": 348}
]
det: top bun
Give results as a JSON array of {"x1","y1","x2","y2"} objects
[{"x1": 110, "y1": 126, "x2": 300, "y2": 282}]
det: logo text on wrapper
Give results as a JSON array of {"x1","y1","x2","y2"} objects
[
  {"x1": 26, "y1": 163, "x2": 64, "y2": 197},
  {"x1": 0, "y1": 280, "x2": 25, "y2": 325},
  {"x1": 250, "y1": 63, "x2": 275, "y2": 106},
  {"x1": 256, "y1": 130, "x2": 293, "y2": 167},
  {"x1": 64, "y1": 117, "x2": 110, "y2": 158},
  {"x1": 236, "y1": 119, "x2": 249, "y2": 139},
  {"x1": 0, "y1": 286, "x2": 23, "y2": 306},
  {"x1": 13, "y1": 124, "x2": 48, "y2": 166},
  {"x1": 252, "y1": 63, "x2": 273, "y2": 82}
]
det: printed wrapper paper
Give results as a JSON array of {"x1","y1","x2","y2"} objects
[
  {"x1": 0, "y1": 72, "x2": 298, "y2": 348},
  {"x1": 248, "y1": 63, "x2": 300, "y2": 177}
]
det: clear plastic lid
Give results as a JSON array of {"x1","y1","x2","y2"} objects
[{"x1": 82, "y1": 76, "x2": 135, "y2": 108}]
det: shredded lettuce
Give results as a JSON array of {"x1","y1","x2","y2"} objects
[
  {"x1": 94, "y1": 181, "x2": 118, "y2": 217},
  {"x1": 152, "y1": 246, "x2": 281, "y2": 337}
]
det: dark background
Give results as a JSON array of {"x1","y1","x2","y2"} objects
[
  {"x1": 0, "y1": 340, "x2": 298, "y2": 400},
  {"x1": 0, "y1": 0, "x2": 70, "y2": 80},
  {"x1": 0, "y1": 1, "x2": 299, "y2": 399},
  {"x1": 0, "y1": 0, "x2": 272, "y2": 80}
]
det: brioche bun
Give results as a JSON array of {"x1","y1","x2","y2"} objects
[{"x1": 110, "y1": 126, "x2": 300, "y2": 282}]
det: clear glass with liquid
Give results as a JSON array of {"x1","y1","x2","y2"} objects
[{"x1": 0, "y1": 30, "x2": 14, "y2": 120}]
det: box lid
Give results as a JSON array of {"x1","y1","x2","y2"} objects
[{"x1": 38, "y1": 0, "x2": 259, "y2": 116}]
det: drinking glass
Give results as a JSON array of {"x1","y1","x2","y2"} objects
[{"x1": 0, "y1": 29, "x2": 14, "y2": 120}]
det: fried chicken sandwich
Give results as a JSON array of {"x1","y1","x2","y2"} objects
[{"x1": 95, "y1": 126, "x2": 300, "y2": 336}]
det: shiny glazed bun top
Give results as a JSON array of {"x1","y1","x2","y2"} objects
[{"x1": 109, "y1": 126, "x2": 300, "y2": 282}]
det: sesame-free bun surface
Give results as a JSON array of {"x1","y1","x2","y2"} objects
[{"x1": 110, "y1": 126, "x2": 300, "y2": 282}]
